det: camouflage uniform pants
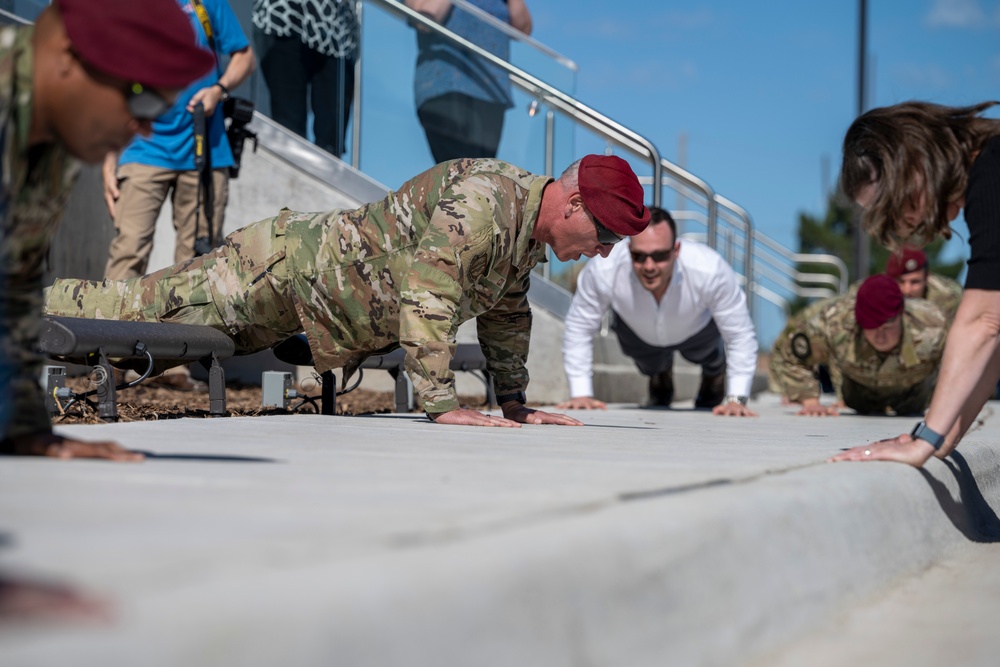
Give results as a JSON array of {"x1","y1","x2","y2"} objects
[
  {"x1": 45, "y1": 215, "x2": 302, "y2": 356},
  {"x1": 841, "y1": 374, "x2": 935, "y2": 416}
]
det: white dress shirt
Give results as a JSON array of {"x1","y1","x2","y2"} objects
[{"x1": 562, "y1": 239, "x2": 758, "y2": 398}]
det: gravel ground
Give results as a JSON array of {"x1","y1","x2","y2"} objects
[{"x1": 51, "y1": 377, "x2": 491, "y2": 425}]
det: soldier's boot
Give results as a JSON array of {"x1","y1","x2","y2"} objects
[
  {"x1": 647, "y1": 370, "x2": 674, "y2": 407},
  {"x1": 694, "y1": 371, "x2": 726, "y2": 409}
]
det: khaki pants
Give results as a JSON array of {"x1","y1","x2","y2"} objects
[{"x1": 105, "y1": 163, "x2": 229, "y2": 280}]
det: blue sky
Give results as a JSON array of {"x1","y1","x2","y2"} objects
[{"x1": 528, "y1": 0, "x2": 1000, "y2": 266}]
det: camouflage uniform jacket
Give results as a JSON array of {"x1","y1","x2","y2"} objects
[
  {"x1": 769, "y1": 295, "x2": 947, "y2": 403},
  {"x1": 283, "y1": 158, "x2": 549, "y2": 414},
  {"x1": 926, "y1": 273, "x2": 963, "y2": 321},
  {"x1": 0, "y1": 26, "x2": 79, "y2": 441}
]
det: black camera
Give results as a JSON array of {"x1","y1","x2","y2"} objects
[{"x1": 223, "y1": 96, "x2": 257, "y2": 179}]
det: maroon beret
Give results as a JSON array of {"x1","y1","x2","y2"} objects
[
  {"x1": 855, "y1": 274, "x2": 904, "y2": 329},
  {"x1": 59, "y1": 0, "x2": 215, "y2": 89},
  {"x1": 885, "y1": 247, "x2": 927, "y2": 278},
  {"x1": 578, "y1": 154, "x2": 651, "y2": 237}
]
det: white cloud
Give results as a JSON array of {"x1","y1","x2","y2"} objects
[{"x1": 924, "y1": 0, "x2": 989, "y2": 28}]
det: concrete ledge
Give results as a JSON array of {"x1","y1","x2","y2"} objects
[{"x1": 1, "y1": 397, "x2": 998, "y2": 666}]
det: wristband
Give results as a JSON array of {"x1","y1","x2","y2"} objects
[
  {"x1": 213, "y1": 82, "x2": 230, "y2": 101},
  {"x1": 910, "y1": 420, "x2": 945, "y2": 450}
]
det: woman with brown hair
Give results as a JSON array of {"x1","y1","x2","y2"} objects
[{"x1": 832, "y1": 100, "x2": 1000, "y2": 466}]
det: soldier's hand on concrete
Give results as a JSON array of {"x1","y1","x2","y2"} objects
[
  {"x1": 432, "y1": 409, "x2": 522, "y2": 428},
  {"x1": 502, "y1": 404, "x2": 583, "y2": 426},
  {"x1": 6, "y1": 433, "x2": 144, "y2": 461},
  {"x1": 554, "y1": 396, "x2": 606, "y2": 410},
  {"x1": 828, "y1": 433, "x2": 935, "y2": 467},
  {"x1": 795, "y1": 398, "x2": 840, "y2": 417},
  {"x1": 101, "y1": 151, "x2": 120, "y2": 219},
  {"x1": 712, "y1": 403, "x2": 758, "y2": 417}
]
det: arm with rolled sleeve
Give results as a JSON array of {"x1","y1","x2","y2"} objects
[
  {"x1": 705, "y1": 258, "x2": 759, "y2": 396},
  {"x1": 562, "y1": 259, "x2": 615, "y2": 398}
]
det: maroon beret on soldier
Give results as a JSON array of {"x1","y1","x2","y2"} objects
[
  {"x1": 855, "y1": 274, "x2": 904, "y2": 330},
  {"x1": 58, "y1": 0, "x2": 215, "y2": 89},
  {"x1": 578, "y1": 154, "x2": 651, "y2": 237},
  {"x1": 885, "y1": 247, "x2": 927, "y2": 278}
]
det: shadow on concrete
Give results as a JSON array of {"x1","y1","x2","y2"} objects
[
  {"x1": 134, "y1": 451, "x2": 280, "y2": 463},
  {"x1": 920, "y1": 451, "x2": 1000, "y2": 543}
]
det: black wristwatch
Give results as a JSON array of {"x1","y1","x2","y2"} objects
[
  {"x1": 213, "y1": 81, "x2": 230, "y2": 102},
  {"x1": 911, "y1": 421, "x2": 945, "y2": 450},
  {"x1": 495, "y1": 391, "x2": 526, "y2": 405}
]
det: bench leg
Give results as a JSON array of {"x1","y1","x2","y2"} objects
[
  {"x1": 204, "y1": 353, "x2": 227, "y2": 418},
  {"x1": 96, "y1": 348, "x2": 118, "y2": 422},
  {"x1": 321, "y1": 370, "x2": 336, "y2": 415},
  {"x1": 387, "y1": 367, "x2": 413, "y2": 413}
]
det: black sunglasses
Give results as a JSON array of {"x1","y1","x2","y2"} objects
[
  {"x1": 631, "y1": 249, "x2": 674, "y2": 263},
  {"x1": 125, "y1": 82, "x2": 171, "y2": 121},
  {"x1": 593, "y1": 217, "x2": 624, "y2": 245}
]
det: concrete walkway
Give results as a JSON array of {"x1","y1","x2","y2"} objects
[
  {"x1": 755, "y1": 541, "x2": 1000, "y2": 667},
  {"x1": 1, "y1": 394, "x2": 999, "y2": 666}
]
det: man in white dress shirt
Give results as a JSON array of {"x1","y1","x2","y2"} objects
[{"x1": 557, "y1": 207, "x2": 759, "y2": 416}]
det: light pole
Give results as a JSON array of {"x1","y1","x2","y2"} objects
[{"x1": 853, "y1": 0, "x2": 870, "y2": 280}]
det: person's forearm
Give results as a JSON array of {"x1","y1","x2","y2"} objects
[
  {"x1": 923, "y1": 292, "x2": 1000, "y2": 446},
  {"x1": 404, "y1": 0, "x2": 452, "y2": 23},
  {"x1": 935, "y1": 345, "x2": 1000, "y2": 457},
  {"x1": 507, "y1": 0, "x2": 532, "y2": 35},
  {"x1": 220, "y1": 46, "x2": 255, "y2": 91}
]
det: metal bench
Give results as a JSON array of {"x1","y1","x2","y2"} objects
[
  {"x1": 38, "y1": 316, "x2": 236, "y2": 421},
  {"x1": 270, "y1": 334, "x2": 495, "y2": 414}
]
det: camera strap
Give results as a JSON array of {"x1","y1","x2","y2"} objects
[
  {"x1": 189, "y1": 0, "x2": 220, "y2": 255},
  {"x1": 190, "y1": 0, "x2": 223, "y2": 79}
]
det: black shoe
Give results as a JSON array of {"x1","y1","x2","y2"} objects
[
  {"x1": 648, "y1": 370, "x2": 674, "y2": 407},
  {"x1": 694, "y1": 371, "x2": 726, "y2": 409}
]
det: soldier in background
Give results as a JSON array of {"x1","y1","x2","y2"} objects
[
  {"x1": 0, "y1": 0, "x2": 213, "y2": 459},
  {"x1": 770, "y1": 274, "x2": 947, "y2": 416},
  {"x1": 46, "y1": 155, "x2": 651, "y2": 428},
  {"x1": 846, "y1": 247, "x2": 962, "y2": 320},
  {"x1": 885, "y1": 248, "x2": 962, "y2": 320}
]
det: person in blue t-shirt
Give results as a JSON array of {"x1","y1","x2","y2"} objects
[
  {"x1": 405, "y1": 0, "x2": 532, "y2": 163},
  {"x1": 102, "y1": 0, "x2": 254, "y2": 282}
]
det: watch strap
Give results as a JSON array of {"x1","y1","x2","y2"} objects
[{"x1": 911, "y1": 421, "x2": 945, "y2": 450}]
